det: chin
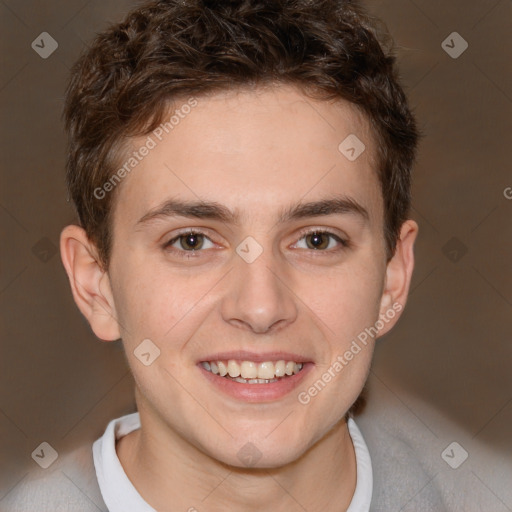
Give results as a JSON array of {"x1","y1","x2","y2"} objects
[{"x1": 205, "y1": 432, "x2": 311, "y2": 470}]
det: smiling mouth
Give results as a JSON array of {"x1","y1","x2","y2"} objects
[{"x1": 200, "y1": 359, "x2": 304, "y2": 384}]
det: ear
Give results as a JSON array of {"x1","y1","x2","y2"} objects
[
  {"x1": 376, "y1": 219, "x2": 418, "y2": 337},
  {"x1": 60, "y1": 225, "x2": 120, "y2": 341}
]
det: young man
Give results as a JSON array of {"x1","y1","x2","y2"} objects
[{"x1": 60, "y1": 0, "x2": 419, "y2": 510}]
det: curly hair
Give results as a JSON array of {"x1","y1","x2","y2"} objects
[{"x1": 64, "y1": 0, "x2": 420, "y2": 269}]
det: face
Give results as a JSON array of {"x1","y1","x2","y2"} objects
[{"x1": 106, "y1": 85, "x2": 391, "y2": 467}]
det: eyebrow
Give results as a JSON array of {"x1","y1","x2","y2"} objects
[{"x1": 135, "y1": 194, "x2": 369, "y2": 227}]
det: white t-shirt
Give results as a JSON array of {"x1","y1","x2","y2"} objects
[{"x1": 93, "y1": 412, "x2": 373, "y2": 512}]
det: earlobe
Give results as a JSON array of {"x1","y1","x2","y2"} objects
[
  {"x1": 377, "y1": 219, "x2": 418, "y2": 337},
  {"x1": 60, "y1": 225, "x2": 121, "y2": 341}
]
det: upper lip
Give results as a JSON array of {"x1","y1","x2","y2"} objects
[{"x1": 198, "y1": 350, "x2": 313, "y2": 364}]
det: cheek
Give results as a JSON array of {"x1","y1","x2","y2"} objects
[
  {"x1": 295, "y1": 267, "x2": 380, "y2": 431},
  {"x1": 297, "y1": 262, "x2": 383, "y2": 344},
  {"x1": 111, "y1": 258, "x2": 218, "y2": 348}
]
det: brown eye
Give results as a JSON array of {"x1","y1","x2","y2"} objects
[
  {"x1": 177, "y1": 232, "x2": 204, "y2": 250},
  {"x1": 305, "y1": 232, "x2": 331, "y2": 250},
  {"x1": 165, "y1": 231, "x2": 215, "y2": 252},
  {"x1": 294, "y1": 230, "x2": 347, "y2": 251}
]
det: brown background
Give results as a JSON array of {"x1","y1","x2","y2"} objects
[{"x1": 1, "y1": 0, "x2": 511, "y2": 509}]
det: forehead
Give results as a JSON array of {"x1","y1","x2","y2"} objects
[{"x1": 111, "y1": 85, "x2": 383, "y2": 229}]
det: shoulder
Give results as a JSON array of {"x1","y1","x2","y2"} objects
[
  {"x1": 2, "y1": 442, "x2": 107, "y2": 512},
  {"x1": 355, "y1": 380, "x2": 511, "y2": 512}
]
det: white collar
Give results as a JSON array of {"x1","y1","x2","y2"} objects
[{"x1": 93, "y1": 412, "x2": 372, "y2": 511}]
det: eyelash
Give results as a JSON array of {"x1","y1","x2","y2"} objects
[{"x1": 162, "y1": 228, "x2": 350, "y2": 259}]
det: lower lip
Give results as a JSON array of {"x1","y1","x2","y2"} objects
[{"x1": 198, "y1": 363, "x2": 313, "y2": 403}]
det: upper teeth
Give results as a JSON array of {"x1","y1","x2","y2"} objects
[{"x1": 201, "y1": 360, "x2": 303, "y2": 379}]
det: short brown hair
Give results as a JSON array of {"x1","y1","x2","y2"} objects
[{"x1": 64, "y1": 0, "x2": 420, "y2": 269}]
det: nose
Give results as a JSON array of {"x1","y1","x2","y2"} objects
[{"x1": 221, "y1": 247, "x2": 298, "y2": 334}]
